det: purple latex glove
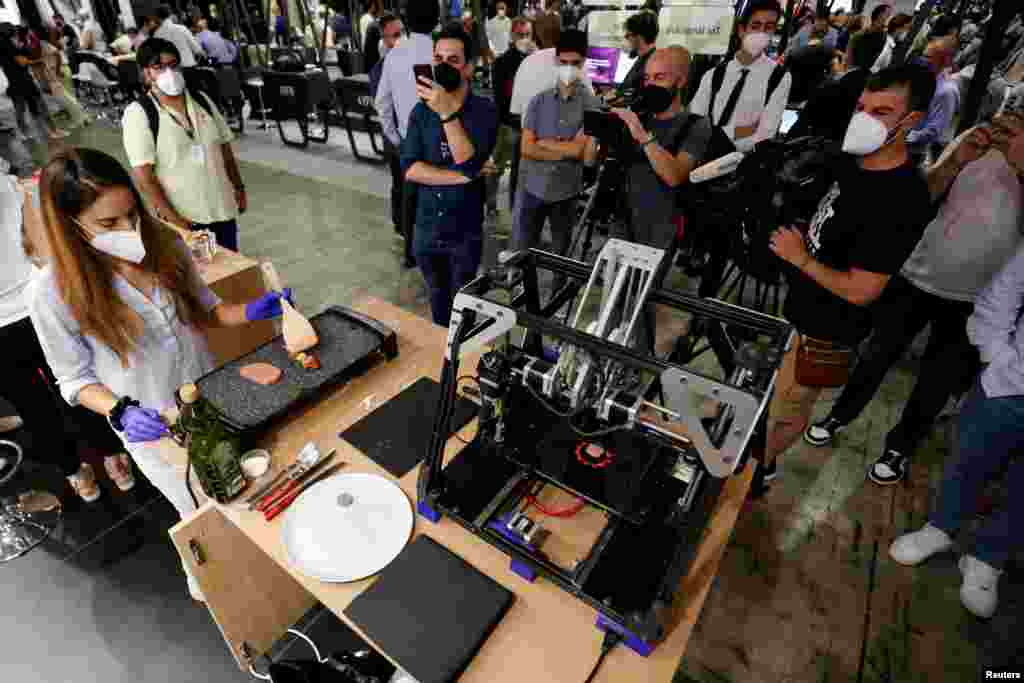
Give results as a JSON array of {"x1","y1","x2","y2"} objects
[
  {"x1": 245, "y1": 288, "x2": 294, "y2": 321},
  {"x1": 122, "y1": 407, "x2": 169, "y2": 443}
]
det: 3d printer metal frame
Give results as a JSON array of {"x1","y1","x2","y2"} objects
[{"x1": 417, "y1": 248, "x2": 793, "y2": 651}]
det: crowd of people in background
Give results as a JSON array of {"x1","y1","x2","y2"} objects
[{"x1": 0, "y1": 0, "x2": 1021, "y2": 616}]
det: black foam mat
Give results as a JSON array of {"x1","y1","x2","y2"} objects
[
  {"x1": 343, "y1": 536, "x2": 514, "y2": 683},
  {"x1": 339, "y1": 376, "x2": 477, "y2": 478}
]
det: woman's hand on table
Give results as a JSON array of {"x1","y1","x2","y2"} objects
[
  {"x1": 122, "y1": 406, "x2": 170, "y2": 443},
  {"x1": 244, "y1": 288, "x2": 294, "y2": 321}
]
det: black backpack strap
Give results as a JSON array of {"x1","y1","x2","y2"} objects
[
  {"x1": 137, "y1": 94, "x2": 160, "y2": 142},
  {"x1": 708, "y1": 62, "x2": 728, "y2": 121},
  {"x1": 669, "y1": 113, "x2": 699, "y2": 156},
  {"x1": 765, "y1": 64, "x2": 788, "y2": 105},
  {"x1": 189, "y1": 88, "x2": 215, "y2": 118}
]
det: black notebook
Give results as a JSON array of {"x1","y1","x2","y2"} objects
[
  {"x1": 339, "y1": 376, "x2": 478, "y2": 478},
  {"x1": 344, "y1": 536, "x2": 515, "y2": 683}
]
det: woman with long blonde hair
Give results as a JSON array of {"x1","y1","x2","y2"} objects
[{"x1": 28, "y1": 148, "x2": 289, "y2": 599}]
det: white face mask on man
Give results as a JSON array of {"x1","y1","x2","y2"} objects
[
  {"x1": 77, "y1": 214, "x2": 147, "y2": 264},
  {"x1": 154, "y1": 68, "x2": 186, "y2": 97},
  {"x1": 742, "y1": 31, "x2": 771, "y2": 58},
  {"x1": 841, "y1": 111, "x2": 910, "y2": 156},
  {"x1": 557, "y1": 64, "x2": 581, "y2": 87},
  {"x1": 516, "y1": 37, "x2": 537, "y2": 54}
]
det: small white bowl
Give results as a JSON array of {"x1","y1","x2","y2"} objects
[{"x1": 240, "y1": 449, "x2": 271, "y2": 479}]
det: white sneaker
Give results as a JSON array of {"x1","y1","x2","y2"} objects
[
  {"x1": 959, "y1": 555, "x2": 1001, "y2": 618},
  {"x1": 889, "y1": 523, "x2": 952, "y2": 566}
]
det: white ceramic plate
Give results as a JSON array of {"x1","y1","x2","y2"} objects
[{"x1": 281, "y1": 472, "x2": 414, "y2": 583}]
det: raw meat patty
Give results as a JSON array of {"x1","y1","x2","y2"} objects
[{"x1": 239, "y1": 362, "x2": 282, "y2": 385}]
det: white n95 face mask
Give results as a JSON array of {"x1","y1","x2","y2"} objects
[
  {"x1": 84, "y1": 214, "x2": 147, "y2": 264},
  {"x1": 155, "y1": 68, "x2": 186, "y2": 96},
  {"x1": 742, "y1": 32, "x2": 771, "y2": 58},
  {"x1": 557, "y1": 64, "x2": 580, "y2": 87},
  {"x1": 841, "y1": 111, "x2": 908, "y2": 156},
  {"x1": 516, "y1": 38, "x2": 536, "y2": 54}
]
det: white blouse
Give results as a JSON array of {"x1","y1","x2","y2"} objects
[{"x1": 28, "y1": 241, "x2": 221, "y2": 419}]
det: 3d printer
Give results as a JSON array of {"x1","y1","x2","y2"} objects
[{"x1": 417, "y1": 240, "x2": 793, "y2": 655}]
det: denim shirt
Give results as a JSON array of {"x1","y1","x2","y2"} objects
[{"x1": 400, "y1": 94, "x2": 498, "y2": 244}]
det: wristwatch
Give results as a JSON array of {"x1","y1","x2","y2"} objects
[
  {"x1": 108, "y1": 396, "x2": 140, "y2": 432},
  {"x1": 440, "y1": 109, "x2": 463, "y2": 124}
]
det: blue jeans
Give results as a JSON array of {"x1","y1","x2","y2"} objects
[
  {"x1": 414, "y1": 234, "x2": 483, "y2": 327},
  {"x1": 931, "y1": 381, "x2": 1024, "y2": 569},
  {"x1": 191, "y1": 219, "x2": 239, "y2": 252}
]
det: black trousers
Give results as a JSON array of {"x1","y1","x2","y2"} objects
[
  {"x1": 829, "y1": 275, "x2": 981, "y2": 457},
  {"x1": 384, "y1": 138, "x2": 403, "y2": 233},
  {"x1": 0, "y1": 318, "x2": 120, "y2": 476}
]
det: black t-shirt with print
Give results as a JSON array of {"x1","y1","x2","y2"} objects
[{"x1": 782, "y1": 156, "x2": 931, "y2": 346}]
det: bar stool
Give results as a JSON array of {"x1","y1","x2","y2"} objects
[
  {"x1": 0, "y1": 440, "x2": 62, "y2": 564},
  {"x1": 244, "y1": 74, "x2": 271, "y2": 130}
]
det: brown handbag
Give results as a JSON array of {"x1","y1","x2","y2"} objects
[{"x1": 794, "y1": 336, "x2": 855, "y2": 388}]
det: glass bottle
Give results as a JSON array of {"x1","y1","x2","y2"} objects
[{"x1": 176, "y1": 384, "x2": 245, "y2": 503}]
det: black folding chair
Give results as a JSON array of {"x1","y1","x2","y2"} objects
[
  {"x1": 263, "y1": 69, "x2": 332, "y2": 149},
  {"x1": 332, "y1": 75, "x2": 385, "y2": 163}
]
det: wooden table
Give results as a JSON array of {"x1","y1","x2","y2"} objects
[{"x1": 169, "y1": 297, "x2": 754, "y2": 682}]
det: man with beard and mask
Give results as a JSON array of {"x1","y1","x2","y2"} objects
[
  {"x1": 805, "y1": 111, "x2": 1024, "y2": 487},
  {"x1": 611, "y1": 46, "x2": 712, "y2": 351},
  {"x1": 376, "y1": 2, "x2": 440, "y2": 266},
  {"x1": 511, "y1": 29, "x2": 598, "y2": 259},
  {"x1": 401, "y1": 24, "x2": 498, "y2": 326},
  {"x1": 689, "y1": 0, "x2": 792, "y2": 153},
  {"x1": 488, "y1": 16, "x2": 535, "y2": 214},
  {"x1": 123, "y1": 39, "x2": 246, "y2": 251},
  {"x1": 760, "y1": 65, "x2": 935, "y2": 494},
  {"x1": 618, "y1": 10, "x2": 658, "y2": 98}
]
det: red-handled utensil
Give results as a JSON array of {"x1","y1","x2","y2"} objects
[
  {"x1": 264, "y1": 463, "x2": 347, "y2": 521},
  {"x1": 256, "y1": 450, "x2": 336, "y2": 512}
]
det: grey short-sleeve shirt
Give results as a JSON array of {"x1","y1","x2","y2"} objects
[
  {"x1": 627, "y1": 112, "x2": 712, "y2": 246},
  {"x1": 520, "y1": 87, "x2": 601, "y2": 203}
]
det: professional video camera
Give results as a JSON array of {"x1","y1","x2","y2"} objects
[
  {"x1": 670, "y1": 135, "x2": 842, "y2": 369},
  {"x1": 689, "y1": 134, "x2": 841, "y2": 229},
  {"x1": 582, "y1": 88, "x2": 661, "y2": 147}
]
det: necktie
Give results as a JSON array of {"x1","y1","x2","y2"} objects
[{"x1": 717, "y1": 68, "x2": 749, "y2": 129}]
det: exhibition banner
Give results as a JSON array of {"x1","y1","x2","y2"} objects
[
  {"x1": 586, "y1": 4, "x2": 736, "y2": 55},
  {"x1": 656, "y1": 5, "x2": 736, "y2": 55},
  {"x1": 586, "y1": 10, "x2": 633, "y2": 50}
]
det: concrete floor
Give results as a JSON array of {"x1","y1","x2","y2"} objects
[{"x1": 5, "y1": 120, "x2": 1020, "y2": 682}]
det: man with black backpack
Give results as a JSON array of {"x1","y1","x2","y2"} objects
[
  {"x1": 123, "y1": 38, "x2": 246, "y2": 251},
  {"x1": 689, "y1": 0, "x2": 791, "y2": 153}
]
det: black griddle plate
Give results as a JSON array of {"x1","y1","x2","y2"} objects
[{"x1": 197, "y1": 306, "x2": 397, "y2": 432}]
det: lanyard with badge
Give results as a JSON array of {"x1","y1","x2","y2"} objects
[{"x1": 152, "y1": 94, "x2": 205, "y2": 164}]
